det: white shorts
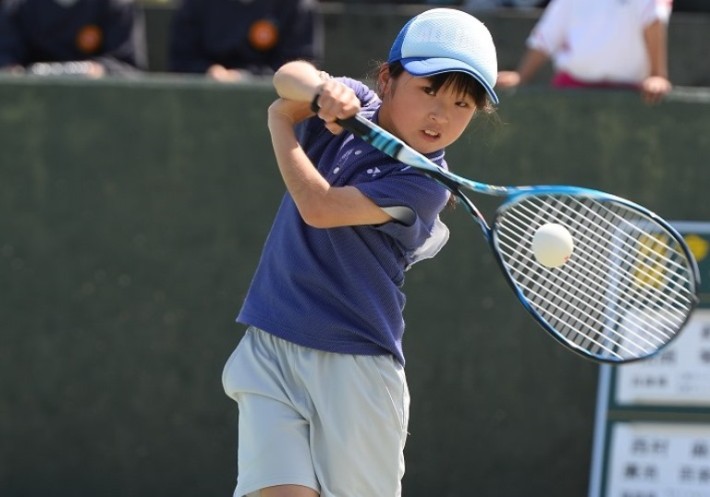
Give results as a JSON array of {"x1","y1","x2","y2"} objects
[{"x1": 222, "y1": 327, "x2": 410, "y2": 497}]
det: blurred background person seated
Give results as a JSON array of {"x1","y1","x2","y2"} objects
[
  {"x1": 496, "y1": 0, "x2": 673, "y2": 104},
  {"x1": 0, "y1": 0, "x2": 147, "y2": 77},
  {"x1": 168, "y1": 0, "x2": 323, "y2": 83}
]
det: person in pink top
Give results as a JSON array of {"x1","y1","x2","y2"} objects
[{"x1": 496, "y1": 0, "x2": 673, "y2": 103}]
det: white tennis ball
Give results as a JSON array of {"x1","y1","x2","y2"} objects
[{"x1": 532, "y1": 223, "x2": 574, "y2": 268}]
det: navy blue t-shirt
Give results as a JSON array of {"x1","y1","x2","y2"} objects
[{"x1": 237, "y1": 78, "x2": 450, "y2": 365}]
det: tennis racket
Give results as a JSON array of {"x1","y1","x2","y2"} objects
[{"x1": 334, "y1": 112, "x2": 700, "y2": 364}]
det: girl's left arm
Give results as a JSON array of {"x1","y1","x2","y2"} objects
[
  {"x1": 272, "y1": 60, "x2": 363, "y2": 135},
  {"x1": 267, "y1": 99, "x2": 394, "y2": 229}
]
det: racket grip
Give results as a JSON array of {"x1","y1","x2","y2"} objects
[
  {"x1": 309, "y1": 91, "x2": 372, "y2": 139},
  {"x1": 336, "y1": 115, "x2": 373, "y2": 139},
  {"x1": 309, "y1": 91, "x2": 321, "y2": 113}
]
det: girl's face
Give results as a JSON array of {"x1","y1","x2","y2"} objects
[{"x1": 377, "y1": 70, "x2": 477, "y2": 155}]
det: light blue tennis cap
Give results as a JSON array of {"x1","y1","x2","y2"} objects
[{"x1": 388, "y1": 8, "x2": 499, "y2": 104}]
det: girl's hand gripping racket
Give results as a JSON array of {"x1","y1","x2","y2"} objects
[{"x1": 328, "y1": 109, "x2": 700, "y2": 364}]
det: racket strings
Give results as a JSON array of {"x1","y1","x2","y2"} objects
[
  {"x1": 498, "y1": 246, "x2": 662, "y2": 358},
  {"x1": 498, "y1": 233, "x2": 619, "y2": 348},
  {"x1": 500, "y1": 196, "x2": 688, "y2": 350},
  {"x1": 512, "y1": 196, "x2": 688, "y2": 354},
  {"x1": 498, "y1": 250, "x2": 671, "y2": 359},
  {"x1": 562, "y1": 198, "x2": 692, "y2": 304},
  {"x1": 515, "y1": 197, "x2": 685, "y2": 306},
  {"x1": 493, "y1": 194, "x2": 696, "y2": 361},
  {"x1": 562, "y1": 198, "x2": 692, "y2": 321},
  {"x1": 500, "y1": 210, "x2": 675, "y2": 343},
  {"x1": 508, "y1": 197, "x2": 692, "y2": 328},
  {"x1": 508, "y1": 196, "x2": 690, "y2": 321},
  {"x1": 502, "y1": 259, "x2": 669, "y2": 357}
]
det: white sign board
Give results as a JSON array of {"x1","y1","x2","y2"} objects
[
  {"x1": 614, "y1": 309, "x2": 710, "y2": 407},
  {"x1": 605, "y1": 422, "x2": 710, "y2": 497}
]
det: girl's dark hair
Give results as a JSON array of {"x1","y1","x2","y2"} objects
[{"x1": 379, "y1": 60, "x2": 495, "y2": 114}]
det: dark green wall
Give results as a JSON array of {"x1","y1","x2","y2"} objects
[{"x1": 1, "y1": 76, "x2": 709, "y2": 497}]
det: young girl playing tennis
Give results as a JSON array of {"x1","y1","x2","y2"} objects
[{"x1": 222, "y1": 8, "x2": 499, "y2": 497}]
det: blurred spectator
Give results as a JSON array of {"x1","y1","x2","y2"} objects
[
  {"x1": 0, "y1": 0, "x2": 147, "y2": 77},
  {"x1": 496, "y1": 0, "x2": 673, "y2": 103},
  {"x1": 168, "y1": 0, "x2": 323, "y2": 83}
]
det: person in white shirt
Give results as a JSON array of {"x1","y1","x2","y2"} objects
[{"x1": 496, "y1": 0, "x2": 673, "y2": 103}]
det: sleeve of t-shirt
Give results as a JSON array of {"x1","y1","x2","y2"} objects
[
  {"x1": 526, "y1": 0, "x2": 571, "y2": 55},
  {"x1": 640, "y1": 0, "x2": 672, "y2": 25},
  {"x1": 356, "y1": 164, "x2": 450, "y2": 254}
]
